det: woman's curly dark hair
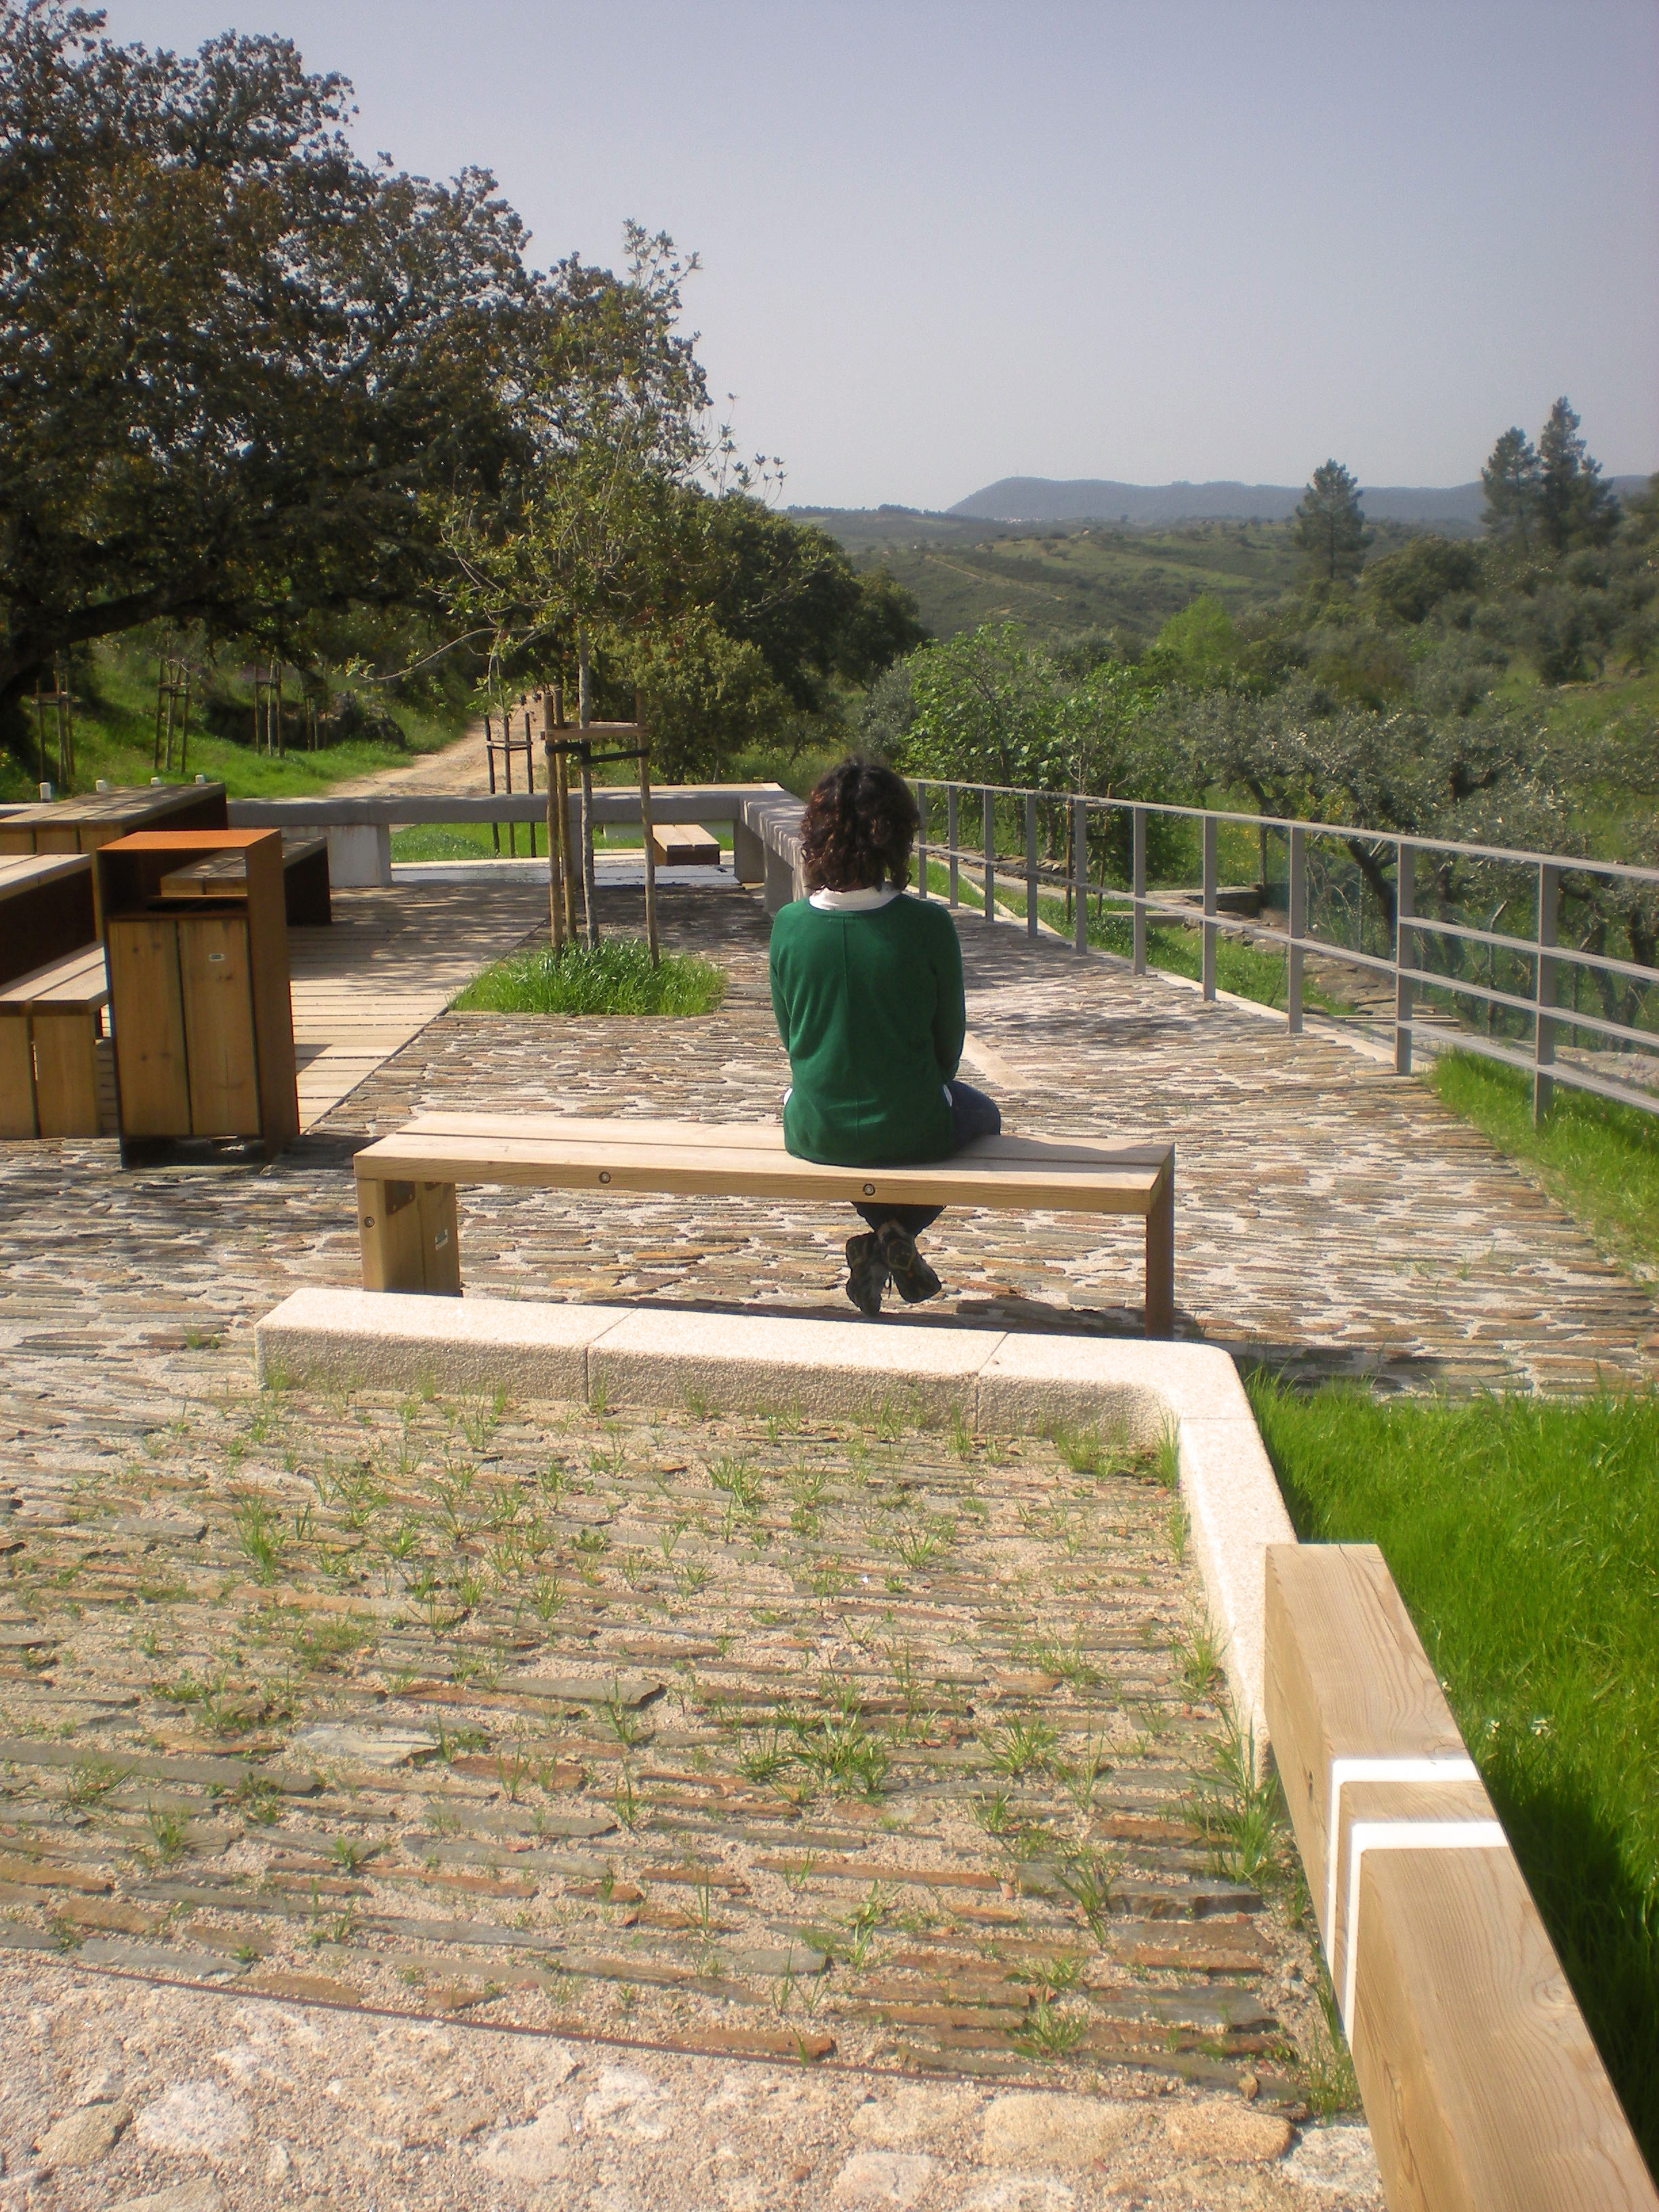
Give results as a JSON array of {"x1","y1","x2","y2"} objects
[{"x1": 798, "y1": 757, "x2": 918, "y2": 892}]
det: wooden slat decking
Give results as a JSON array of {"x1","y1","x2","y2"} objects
[{"x1": 287, "y1": 879, "x2": 546, "y2": 1127}]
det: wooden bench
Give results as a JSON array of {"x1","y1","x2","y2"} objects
[
  {"x1": 0, "y1": 945, "x2": 110, "y2": 1137},
  {"x1": 157, "y1": 831, "x2": 331, "y2": 925},
  {"x1": 351, "y1": 1113, "x2": 1176, "y2": 1336},
  {"x1": 1265, "y1": 1544, "x2": 1658, "y2": 2211},
  {"x1": 650, "y1": 823, "x2": 721, "y2": 867}
]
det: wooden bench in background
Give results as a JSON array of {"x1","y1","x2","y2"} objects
[
  {"x1": 351, "y1": 1113, "x2": 1176, "y2": 1336},
  {"x1": 156, "y1": 831, "x2": 331, "y2": 926},
  {"x1": 0, "y1": 945, "x2": 109, "y2": 1138},
  {"x1": 650, "y1": 823, "x2": 721, "y2": 867},
  {"x1": 0, "y1": 853, "x2": 107, "y2": 1139},
  {"x1": 1265, "y1": 1542, "x2": 1657, "y2": 2211}
]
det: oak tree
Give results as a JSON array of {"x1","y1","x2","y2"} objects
[{"x1": 0, "y1": 3, "x2": 531, "y2": 723}]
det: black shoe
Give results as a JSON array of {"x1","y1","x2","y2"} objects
[
  {"x1": 878, "y1": 1222, "x2": 942, "y2": 1304},
  {"x1": 844, "y1": 1232, "x2": 887, "y2": 1319}
]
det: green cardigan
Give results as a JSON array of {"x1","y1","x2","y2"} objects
[{"x1": 769, "y1": 893, "x2": 966, "y2": 1165}]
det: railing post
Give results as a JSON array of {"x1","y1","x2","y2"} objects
[
  {"x1": 1073, "y1": 799, "x2": 1088, "y2": 954},
  {"x1": 1535, "y1": 862, "x2": 1559, "y2": 1122},
  {"x1": 982, "y1": 787, "x2": 996, "y2": 924},
  {"x1": 1287, "y1": 825, "x2": 1305, "y2": 1035},
  {"x1": 947, "y1": 785, "x2": 959, "y2": 907},
  {"x1": 1024, "y1": 793, "x2": 1039, "y2": 939},
  {"x1": 1132, "y1": 806, "x2": 1147, "y2": 975},
  {"x1": 916, "y1": 781, "x2": 928, "y2": 900},
  {"x1": 1394, "y1": 839, "x2": 1415, "y2": 1075},
  {"x1": 1202, "y1": 813, "x2": 1218, "y2": 1000}
]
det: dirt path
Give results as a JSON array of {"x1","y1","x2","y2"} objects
[{"x1": 329, "y1": 718, "x2": 491, "y2": 796}]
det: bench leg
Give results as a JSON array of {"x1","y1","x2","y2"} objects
[
  {"x1": 417, "y1": 1179, "x2": 461, "y2": 1294},
  {"x1": 359, "y1": 1176, "x2": 461, "y2": 1294},
  {"x1": 1144, "y1": 1171, "x2": 1174, "y2": 1340},
  {"x1": 0, "y1": 1020, "x2": 37, "y2": 1139},
  {"x1": 31, "y1": 1013, "x2": 102, "y2": 1138}
]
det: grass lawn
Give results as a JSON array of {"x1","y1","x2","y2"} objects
[
  {"x1": 921, "y1": 860, "x2": 1353, "y2": 1015},
  {"x1": 451, "y1": 936, "x2": 724, "y2": 1017},
  {"x1": 3, "y1": 638, "x2": 466, "y2": 804},
  {"x1": 1426, "y1": 1050, "x2": 1659, "y2": 1282},
  {"x1": 1250, "y1": 1378, "x2": 1659, "y2": 2171},
  {"x1": 390, "y1": 822, "x2": 735, "y2": 863}
]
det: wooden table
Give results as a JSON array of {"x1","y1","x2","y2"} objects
[
  {"x1": 0, "y1": 855, "x2": 105, "y2": 1136},
  {"x1": 0, "y1": 784, "x2": 228, "y2": 927}
]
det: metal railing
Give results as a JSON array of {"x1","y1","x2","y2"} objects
[{"x1": 909, "y1": 778, "x2": 1659, "y2": 1122}]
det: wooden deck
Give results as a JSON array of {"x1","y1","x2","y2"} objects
[{"x1": 288, "y1": 878, "x2": 546, "y2": 1126}]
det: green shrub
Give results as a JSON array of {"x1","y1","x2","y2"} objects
[{"x1": 451, "y1": 937, "x2": 723, "y2": 1017}]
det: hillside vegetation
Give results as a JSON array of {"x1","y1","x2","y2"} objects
[{"x1": 796, "y1": 511, "x2": 1315, "y2": 644}]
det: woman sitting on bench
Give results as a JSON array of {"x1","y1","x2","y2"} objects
[{"x1": 769, "y1": 756, "x2": 1000, "y2": 1318}]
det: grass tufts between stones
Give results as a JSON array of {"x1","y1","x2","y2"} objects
[
  {"x1": 1249, "y1": 1374, "x2": 1659, "y2": 2171},
  {"x1": 451, "y1": 936, "x2": 724, "y2": 1017}
]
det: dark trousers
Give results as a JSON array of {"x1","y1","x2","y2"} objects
[{"x1": 855, "y1": 1080, "x2": 1002, "y2": 1237}]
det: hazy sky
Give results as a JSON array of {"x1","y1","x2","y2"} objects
[{"x1": 98, "y1": 0, "x2": 1659, "y2": 509}]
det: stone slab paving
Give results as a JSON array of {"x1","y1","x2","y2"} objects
[
  {"x1": 1, "y1": 877, "x2": 1647, "y2": 1391},
  {"x1": 0, "y1": 1380, "x2": 1374, "y2": 2207},
  {"x1": 0, "y1": 869, "x2": 1646, "y2": 2205},
  {"x1": 0, "y1": 1384, "x2": 1311, "y2": 2078},
  {"x1": 319, "y1": 879, "x2": 1649, "y2": 1390}
]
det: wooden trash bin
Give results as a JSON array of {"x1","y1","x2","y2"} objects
[{"x1": 98, "y1": 830, "x2": 299, "y2": 1160}]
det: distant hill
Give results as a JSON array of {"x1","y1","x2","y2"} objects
[{"x1": 949, "y1": 475, "x2": 1654, "y2": 529}]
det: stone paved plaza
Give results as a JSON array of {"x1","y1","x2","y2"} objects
[
  {"x1": 0, "y1": 871, "x2": 1651, "y2": 2209},
  {"x1": 3, "y1": 874, "x2": 1650, "y2": 1393}
]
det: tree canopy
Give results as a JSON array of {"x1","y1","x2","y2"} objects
[
  {"x1": 1, "y1": 5, "x2": 923, "y2": 769},
  {"x1": 0, "y1": 2, "x2": 533, "y2": 718}
]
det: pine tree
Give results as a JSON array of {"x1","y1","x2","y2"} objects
[
  {"x1": 1294, "y1": 462, "x2": 1370, "y2": 585},
  {"x1": 1481, "y1": 427, "x2": 1542, "y2": 552},
  {"x1": 1537, "y1": 397, "x2": 1619, "y2": 552}
]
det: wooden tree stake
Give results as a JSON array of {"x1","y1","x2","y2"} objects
[
  {"x1": 636, "y1": 688, "x2": 659, "y2": 966},
  {"x1": 553, "y1": 690, "x2": 571, "y2": 951},
  {"x1": 577, "y1": 630, "x2": 597, "y2": 949}
]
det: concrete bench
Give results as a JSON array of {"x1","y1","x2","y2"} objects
[
  {"x1": 351, "y1": 1112, "x2": 1176, "y2": 1336},
  {"x1": 157, "y1": 831, "x2": 331, "y2": 925},
  {"x1": 650, "y1": 822, "x2": 721, "y2": 867},
  {"x1": 0, "y1": 944, "x2": 109, "y2": 1138}
]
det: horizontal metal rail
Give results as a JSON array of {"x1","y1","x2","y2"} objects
[
  {"x1": 911, "y1": 777, "x2": 1659, "y2": 1124},
  {"x1": 918, "y1": 778, "x2": 1659, "y2": 888}
]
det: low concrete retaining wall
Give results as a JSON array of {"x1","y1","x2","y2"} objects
[
  {"x1": 226, "y1": 783, "x2": 811, "y2": 909},
  {"x1": 254, "y1": 1288, "x2": 1292, "y2": 1750}
]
